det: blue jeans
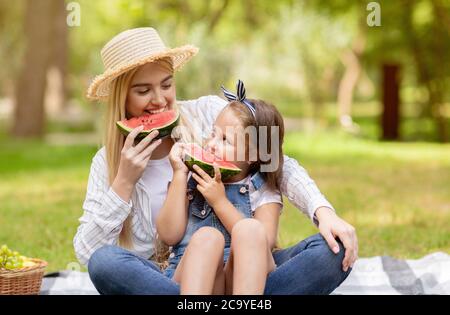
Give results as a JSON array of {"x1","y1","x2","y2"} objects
[{"x1": 88, "y1": 233, "x2": 351, "y2": 295}]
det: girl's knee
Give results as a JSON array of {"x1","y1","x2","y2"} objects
[
  {"x1": 231, "y1": 219, "x2": 266, "y2": 244},
  {"x1": 190, "y1": 227, "x2": 225, "y2": 249}
]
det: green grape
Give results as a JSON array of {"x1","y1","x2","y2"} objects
[{"x1": 0, "y1": 246, "x2": 26, "y2": 269}]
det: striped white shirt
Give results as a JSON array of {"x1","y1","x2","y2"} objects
[{"x1": 73, "y1": 95, "x2": 335, "y2": 266}]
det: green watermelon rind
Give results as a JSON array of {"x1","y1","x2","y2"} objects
[
  {"x1": 116, "y1": 111, "x2": 180, "y2": 140},
  {"x1": 184, "y1": 152, "x2": 242, "y2": 180}
]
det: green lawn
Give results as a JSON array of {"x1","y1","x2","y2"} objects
[{"x1": 0, "y1": 131, "x2": 449, "y2": 273}]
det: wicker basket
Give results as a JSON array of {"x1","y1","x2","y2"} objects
[{"x1": 0, "y1": 259, "x2": 48, "y2": 295}]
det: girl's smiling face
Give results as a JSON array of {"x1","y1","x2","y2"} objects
[
  {"x1": 126, "y1": 62, "x2": 176, "y2": 118},
  {"x1": 204, "y1": 107, "x2": 252, "y2": 174}
]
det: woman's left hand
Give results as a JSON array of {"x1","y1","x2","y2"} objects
[
  {"x1": 315, "y1": 207, "x2": 358, "y2": 272},
  {"x1": 192, "y1": 164, "x2": 226, "y2": 208}
]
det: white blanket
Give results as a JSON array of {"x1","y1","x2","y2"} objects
[{"x1": 40, "y1": 252, "x2": 450, "y2": 295}]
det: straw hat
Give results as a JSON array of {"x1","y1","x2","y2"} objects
[{"x1": 86, "y1": 27, "x2": 199, "y2": 100}]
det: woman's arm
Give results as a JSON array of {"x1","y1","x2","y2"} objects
[
  {"x1": 282, "y1": 157, "x2": 358, "y2": 271},
  {"x1": 156, "y1": 143, "x2": 190, "y2": 246},
  {"x1": 73, "y1": 149, "x2": 134, "y2": 266},
  {"x1": 280, "y1": 156, "x2": 335, "y2": 224},
  {"x1": 74, "y1": 128, "x2": 162, "y2": 266}
]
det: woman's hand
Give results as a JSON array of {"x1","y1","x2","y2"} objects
[
  {"x1": 192, "y1": 164, "x2": 227, "y2": 208},
  {"x1": 169, "y1": 142, "x2": 189, "y2": 175},
  {"x1": 315, "y1": 207, "x2": 358, "y2": 272},
  {"x1": 112, "y1": 126, "x2": 162, "y2": 202}
]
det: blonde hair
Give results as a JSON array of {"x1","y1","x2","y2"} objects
[
  {"x1": 103, "y1": 57, "x2": 196, "y2": 262},
  {"x1": 104, "y1": 67, "x2": 138, "y2": 249}
]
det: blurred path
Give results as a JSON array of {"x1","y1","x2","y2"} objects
[
  {"x1": 284, "y1": 117, "x2": 315, "y2": 132},
  {"x1": 45, "y1": 132, "x2": 100, "y2": 146}
]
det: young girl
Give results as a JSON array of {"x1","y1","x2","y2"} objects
[{"x1": 157, "y1": 80, "x2": 284, "y2": 294}]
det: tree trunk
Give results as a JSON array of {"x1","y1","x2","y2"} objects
[
  {"x1": 381, "y1": 64, "x2": 401, "y2": 140},
  {"x1": 11, "y1": 0, "x2": 54, "y2": 138},
  {"x1": 46, "y1": 0, "x2": 69, "y2": 117},
  {"x1": 337, "y1": 48, "x2": 362, "y2": 128},
  {"x1": 337, "y1": 27, "x2": 366, "y2": 130}
]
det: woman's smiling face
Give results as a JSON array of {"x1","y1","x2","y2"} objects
[{"x1": 126, "y1": 61, "x2": 176, "y2": 118}]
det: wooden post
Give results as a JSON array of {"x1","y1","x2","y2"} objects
[{"x1": 381, "y1": 64, "x2": 401, "y2": 140}]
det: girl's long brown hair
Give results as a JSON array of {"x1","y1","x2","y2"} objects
[{"x1": 227, "y1": 99, "x2": 285, "y2": 190}]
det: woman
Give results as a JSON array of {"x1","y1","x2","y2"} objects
[{"x1": 74, "y1": 27, "x2": 358, "y2": 294}]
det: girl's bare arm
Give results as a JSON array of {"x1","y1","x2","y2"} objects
[{"x1": 156, "y1": 171, "x2": 189, "y2": 245}]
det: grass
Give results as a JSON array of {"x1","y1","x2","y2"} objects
[
  {"x1": 0, "y1": 129, "x2": 449, "y2": 273},
  {"x1": 0, "y1": 137, "x2": 98, "y2": 272}
]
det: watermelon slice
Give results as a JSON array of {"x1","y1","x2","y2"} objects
[
  {"x1": 183, "y1": 143, "x2": 242, "y2": 180},
  {"x1": 116, "y1": 109, "x2": 180, "y2": 140}
]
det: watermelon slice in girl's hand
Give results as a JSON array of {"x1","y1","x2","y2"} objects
[
  {"x1": 183, "y1": 143, "x2": 241, "y2": 180},
  {"x1": 116, "y1": 110, "x2": 180, "y2": 140}
]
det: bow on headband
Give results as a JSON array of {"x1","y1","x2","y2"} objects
[{"x1": 221, "y1": 80, "x2": 256, "y2": 118}]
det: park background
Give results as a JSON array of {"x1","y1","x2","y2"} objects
[{"x1": 0, "y1": 0, "x2": 449, "y2": 272}]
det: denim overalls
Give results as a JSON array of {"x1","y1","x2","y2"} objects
[{"x1": 164, "y1": 171, "x2": 266, "y2": 279}]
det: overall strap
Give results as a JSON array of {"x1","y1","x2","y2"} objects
[{"x1": 250, "y1": 171, "x2": 265, "y2": 191}]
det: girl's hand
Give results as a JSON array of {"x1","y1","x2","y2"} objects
[
  {"x1": 113, "y1": 126, "x2": 162, "y2": 199},
  {"x1": 169, "y1": 142, "x2": 189, "y2": 175},
  {"x1": 192, "y1": 164, "x2": 227, "y2": 208}
]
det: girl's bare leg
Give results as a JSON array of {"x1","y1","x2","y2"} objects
[
  {"x1": 211, "y1": 263, "x2": 226, "y2": 295},
  {"x1": 172, "y1": 227, "x2": 225, "y2": 294},
  {"x1": 224, "y1": 218, "x2": 276, "y2": 295}
]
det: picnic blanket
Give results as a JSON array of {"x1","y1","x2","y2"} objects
[{"x1": 40, "y1": 252, "x2": 450, "y2": 295}]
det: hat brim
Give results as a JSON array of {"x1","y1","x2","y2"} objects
[{"x1": 86, "y1": 45, "x2": 199, "y2": 101}]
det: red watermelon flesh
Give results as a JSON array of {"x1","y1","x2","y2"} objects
[
  {"x1": 116, "y1": 110, "x2": 180, "y2": 140},
  {"x1": 184, "y1": 143, "x2": 241, "y2": 179}
]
